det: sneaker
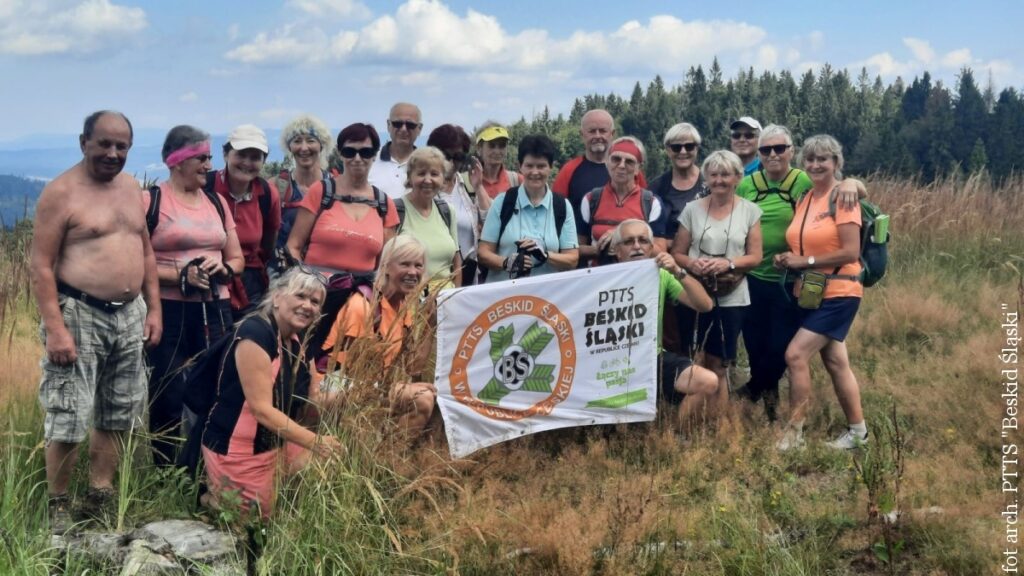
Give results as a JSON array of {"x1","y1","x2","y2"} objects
[
  {"x1": 78, "y1": 486, "x2": 116, "y2": 525},
  {"x1": 48, "y1": 494, "x2": 73, "y2": 535},
  {"x1": 826, "y1": 429, "x2": 869, "y2": 450},
  {"x1": 776, "y1": 427, "x2": 805, "y2": 452}
]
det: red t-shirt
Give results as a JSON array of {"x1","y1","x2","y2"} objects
[
  {"x1": 297, "y1": 180, "x2": 400, "y2": 273},
  {"x1": 212, "y1": 170, "x2": 281, "y2": 269}
]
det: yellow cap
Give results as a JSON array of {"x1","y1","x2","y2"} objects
[{"x1": 476, "y1": 125, "x2": 509, "y2": 143}]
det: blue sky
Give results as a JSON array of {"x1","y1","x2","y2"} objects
[{"x1": 0, "y1": 0, "x2": 1020, "y2": 146}]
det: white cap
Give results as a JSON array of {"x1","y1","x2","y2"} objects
[
  {"x1": 730, "y1": 117, "x2": 763, "y2": 131},
  {"x1": 227, "y1": 124, "x2": 269, "y2": 154}
]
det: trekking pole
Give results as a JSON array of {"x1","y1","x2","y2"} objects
[{"x1": 200, "y1": 292, "x2": 211, "y2": 349}]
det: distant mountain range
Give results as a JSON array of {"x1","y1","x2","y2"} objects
[{"x1": 0, "y1": 129, "x2": 286, "y2": 182}]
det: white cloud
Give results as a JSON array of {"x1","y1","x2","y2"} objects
[
  {"x1": 853, "y1": 38, "x2": 1014, "y2": 86},
  {"x1": 288, "y1": 0, "x2": 371, "y2": 19},
  {"x1": 179, "y1": 91, "x2": 199, "y2": 103},
  {"x1": 0, "y1": 0, "x2": 147, "y2": 56},
  {"x1": 371, "y1": 70, "x2": 440, "y2": 86},
  {"x1": 227, "y1": 24, "x2": 240, "y2": 43},
  {"x1": 224, "y1": 0, "x2": 768, "y2": 76},
  {"x1": 903, "y1": 37, "x2": 934, "y2": 64}
]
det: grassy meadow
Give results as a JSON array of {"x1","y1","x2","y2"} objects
[{"x1": 0, "y1": 174, "x2": 1020, "y2": 575}]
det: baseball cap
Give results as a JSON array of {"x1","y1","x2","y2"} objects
[
  {"x1": 227, "y1": 124, "x2": 269, "y2": 154},
  {"x1": 730, "y1": 117, "x2": 763, "y2": 132},
  {"x1": 476, "y1": 125, "x2": 510, "y2": 144}
]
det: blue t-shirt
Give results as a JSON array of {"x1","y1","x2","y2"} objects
[
  {"x1": 744, "y1": 157, "x2": 762, "y2": 176},
  {"x1": 480, "y1": 186, "x2": 578, "y2": 282}
]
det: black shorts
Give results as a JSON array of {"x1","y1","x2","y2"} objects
[
  {"x1": 659, "y1": 351, "x2": 693, "y2": 405},
  {"x1": 695, "y1": 305, "x2": 746, "y2": 361},
  {"x1": 799, "y1": 297, "x2": 860, "y2": 342}
]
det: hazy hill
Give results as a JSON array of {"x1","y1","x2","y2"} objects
[{"x1": 0, "y1": 175, "x2": 43, "y2": 225}]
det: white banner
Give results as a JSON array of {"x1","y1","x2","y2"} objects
[{"x1": 435, "y1": 259, "x2": 660, "y2": 458}]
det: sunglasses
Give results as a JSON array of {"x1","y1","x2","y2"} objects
[
  {"x1": 609, "y1": 154, "x2": 638, "y2": 167},
  {"x1": 758, "y1": 144, "x2": 792, "y2": 156},
  {"x1": 292, "y1": 260, "x2": 330, "y2": 288},
  {"x1": 389, "y1": 120, "x2": 421, "y2": 131},
  {"x1": 340, "y1": 146, "x2": 377, "y2": 159},
  {"x1": 731, "y1": 132, "x2": 757, "y2": 140},
  {"x1": 668, "y1": 142, "x2": 699, "y2": 153}
]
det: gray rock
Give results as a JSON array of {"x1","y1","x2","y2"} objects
[
  {"x1": 118, "y1": 539, "x2": 181, "y2": 576},
  {"x1": 131, "y1": 520, "x2": 239, "y2": 566}
]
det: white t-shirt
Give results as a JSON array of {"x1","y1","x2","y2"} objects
[{"x1": 678, "y1": 197, "x2": 762, "y2": 307}]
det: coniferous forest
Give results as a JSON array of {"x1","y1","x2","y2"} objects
[{"x1": 498, "y1": 60, "x2": 1022, "y2": 184}]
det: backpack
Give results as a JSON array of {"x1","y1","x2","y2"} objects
[
  {"x1": 494, "y1": 186, "x2": 569, "y2": 248},
  {"x1": 393, "y1": 196, "x2": 453, "y2": 234},
  {"x1": 586, "y1": 186, "x2": 655, "y2": 234},
  {"x1": 750, "y1": 168, "x2": 800, "y2": 210},
  {"x1": 828, "y1": 190, "x2": 889, "y2": 287},
  {"x1": 146, "y1": 180, "x2": 226, "y2": 236},
  {"x1": 302, "y1": 178, "x2": 389, "y2": 258},
  {"x1": 181, "y1": 324, "x2": 243, "y2": 416}
]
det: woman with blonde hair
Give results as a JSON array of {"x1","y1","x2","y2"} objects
[{"x1": 321, "y1": 235, "x2": 436, "y2": 435}]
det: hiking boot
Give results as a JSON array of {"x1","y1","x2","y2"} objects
[
  {"x1": 776, "y1": 427, "x2": 805, "y2": 452},
  {"x1": 78, "y1": 486, "x2": 116, "y2": 525},
  {"x1": 826, "y1": 429, "x2": 869, "y2": 450},
  {"x1": 48, "y1": 494, "x2": 73, "y2": 535}
]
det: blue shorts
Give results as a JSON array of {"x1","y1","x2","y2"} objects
[
  {"x1": 799, "y1": 297, "x2": 860, "y2": 341},
  {"x1": 695, "y1": 305, "x2": 746, "y2": 362}
]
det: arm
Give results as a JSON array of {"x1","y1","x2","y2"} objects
[
  {"x1": 451, "y1": 251, "x2": 463, "y2": 287},
  {"x1": 545, "y1": 248, "x2": 579, "y2": 271},
  {"x1": 236, "y1": 340, "x2": 341, "y2": 456},
  {"x1": 654, "y1": 252, "x2": 712, "y2": 313},
  {"x1": 701, "y1": 221, "x2": 764, "y2": 276},
  {"x1": 285, "y1": 207, "x2": 316, "y2": 262},
  {"x1": 29, "y1": 185, "x2": 76, "y2": 365},
  {"x1": 477, "y1": 240, "x2": 505, "y2": 271},
  {"x1": 670, "y1": 227, "x2": 698, "y2": 273},
  {"x1": 775, "y1": 223, "x2": 861, "y2": 270},
  {"x1": 837, "y1": 177, "x2": 866, "y2": 209},
  {"x1": 140, "y1": 229, "x2": 162, "y2": 348}
]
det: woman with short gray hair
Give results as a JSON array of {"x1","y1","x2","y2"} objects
[
  {"x1": 273, "y1": 115, "x2": 335, "y2": 257},
  {"x1": 671, "y1": 149, "x2": 763, "y2": 415}
]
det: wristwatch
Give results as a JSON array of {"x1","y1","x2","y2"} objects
[
  {"x1": 727, "y1": 258, "x2": 736, "y2": 271},
  {"x1": 807, "y1": 256, "x2": 816, "y2": 267},
  {"x1": 675, "y1": 267, "x2": 688, "y2": 280}
]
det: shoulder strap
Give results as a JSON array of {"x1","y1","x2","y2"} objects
[
  {"x1": 202, "y1": 187, "x2": 227, "y2": 231},
  {"x1": 434, "y1": 196, "x2": 452, "y2": 230},
  {"x1": 640, "y1": 189, "x2": 654, "y2": 220},
  {"x1": 394, "y1": 197, "x2": 407, "y2": 234},
  {"x1": 303, "y1": 176, "x2": 336, "y2": 258},
  {"x1": 507, "y1": 171, "x2": 520, "y2": 188},
  {"x1": 145, "y1": 185, "x2": 161, "y2": 235},
  {"x1": 372, "y1": 185, "x2": 388, "y2": 219},
  {"x1": 827, "y1": 186, "x2": 839, "y2": 219},
  {"x1": 589, "y1": 187, "x2": 603, "y2": 216},
  {"x1": 495, "y1": 186, "x2": 520, "y2": 248},
  {"x1": 751, "y1": 169, "x2": 770, "y2": 193},
  {"x1": 779, "y1": 168, "x2": 800, "y2": 194},
  {"x1": 552, "y1": 191, "x2": 568, "y2": 238},
  {"x1": 256, "y1": 177, "x2": 272, "y2": 223}
]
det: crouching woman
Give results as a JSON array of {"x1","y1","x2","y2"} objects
[
  {"x1": 321, "y1": 235, "x2": 437, "y2": 436},
  {"x1": 200, "y1": 268, "x2": 343, "y2": 518}
]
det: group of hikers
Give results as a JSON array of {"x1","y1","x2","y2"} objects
[{"x1": 31, "y1": 103, "x2": 876, "y2": 531}]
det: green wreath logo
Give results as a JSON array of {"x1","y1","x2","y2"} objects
[{"x1": 478, "y1": 322, "x2": 556, "y2": 406}]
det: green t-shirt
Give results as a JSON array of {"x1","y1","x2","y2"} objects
[
  {"x1": 398, "y1": 194, "x2": 459, "y2": 286},
  {"x1": 658, "y1": 268, "x2": 683, "y2": 351},
  {"x1": 736, "y1": 169, "x2": 812, "y2": 282}
]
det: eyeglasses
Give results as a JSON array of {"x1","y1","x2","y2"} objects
[
  {"x1": 620, "y1": 235, "x2": 652, "y2": 247},
  {"x1": 339, "y1": 147, "x2": 376, "y2": 159},
  {"x1": 389, "y1": 120, "x2": 421, "y2": 131},
  {"x1": 668, "y1": 142, "x2": 699, "y2": 153},
  {"x1": 731, "y1": 132, "x2": 757, "y2": 140},
  {"x1": 191, "y1": 154, "x2": 213, "y2": 163},
  {"x1": 609, "y1": 155, "x2": 638, "y2": 167},
  {"x1": 758, "y1": 144, "x2": 792, "y2": 156}
]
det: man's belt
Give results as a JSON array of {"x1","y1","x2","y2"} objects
[{"x1": 57, "y1": 281, "x2": 130, "y2": 314}]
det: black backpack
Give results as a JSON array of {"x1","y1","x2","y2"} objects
[
  {"x1": 303, "y1": 178, "x2": 389, "y2": 258},
  {"x1": 145, "y1": 170, "x2": 271, "y2": 236},
  {"x1": 494, "y1": 186, "x2": 569, "y2": 247},
  {"x1": 393, "y1": 196, "x2": 453, "y2": 234}
]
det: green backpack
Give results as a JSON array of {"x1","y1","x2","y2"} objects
[{"x1": 827, "y1": 189, "x2": 889, "y2": 287}]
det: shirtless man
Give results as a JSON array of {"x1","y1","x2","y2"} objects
[{"x1": 30, "y1": 111, "x2": 162, "y2": 533}]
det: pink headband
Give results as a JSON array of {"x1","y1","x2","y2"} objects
[
  {"x1": 165, "y1": 141, "x2": 211, "y2": 168},
  {"x1": 610, "y1": 140, "x2": 643, "y2": 164}
]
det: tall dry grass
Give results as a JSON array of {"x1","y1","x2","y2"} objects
[{"x1": 0, "y1": 172, "x2": 1020, "y2": 574}]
